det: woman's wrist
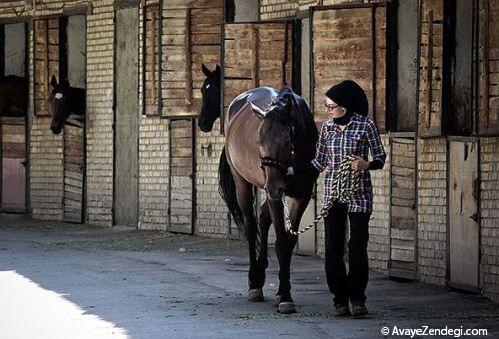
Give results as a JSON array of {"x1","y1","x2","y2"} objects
[{"x1": 367, "y1": 159, "x2": 384, "y2": 170}]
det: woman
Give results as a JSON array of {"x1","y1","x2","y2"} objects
[{"x1": 289, "y1": 80, "x2": 386, "y2": 316}]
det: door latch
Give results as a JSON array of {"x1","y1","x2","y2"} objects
[{"x1": 470, "y1": 213, "x2": 479, "y2": 222}]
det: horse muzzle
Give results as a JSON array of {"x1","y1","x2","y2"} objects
[
  {"x1": 198, "y1": 119, "x2": 213, "y2": 133},
  {"x1": 265, "y1": 185, "x2": 285, "y2": 201},
  {"x1": 263, "y1": 172, "x2": 286, "y2": 201},
  {"x1": 50, "y1": 125, "x2": 63, "y2": 135},
  {"x1": 50, "y1": 116, "x2": 64, "y2": 134}
]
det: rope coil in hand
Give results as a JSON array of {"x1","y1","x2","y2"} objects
[{"x1": 283, "y1": 155, "x2": 361, "y2": 236}]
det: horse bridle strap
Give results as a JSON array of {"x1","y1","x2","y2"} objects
[
  {"x1": 260, "y1": 157, "x2": 288, "y2": 173},
  {"x1": 260, "y1": 125, "x2": 296, "y2": 173}
]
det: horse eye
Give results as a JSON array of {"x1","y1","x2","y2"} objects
[{"x1": 206, "y1": 84, "x2": 210, "y2": 89}]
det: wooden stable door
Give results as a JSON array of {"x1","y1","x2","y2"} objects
[
  {"x1": 1, "y1": 118, "x2": 26, "y2": 212},
  {"x1": 63, "y1": 120, "x2": 84, "y2": 223},
  {"x1": 168, "y1": 119, "x2": 195, "y2": 234},
  {"x1": 114, "y1": 4, "x2": 139, "y2": 227},
  {"x1": 449, "y1": 140, "x2": 479, "y2": 291},
  {"x1": 311, "y1": 3, "x2": 387, "y2": 131},
  {"x1": 389, "y1": 137, "x2": 416, "y2": 279}
]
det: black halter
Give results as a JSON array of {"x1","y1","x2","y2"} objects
[{"x1": 260, "y1": 125, "x2": 296, "y2": 174}]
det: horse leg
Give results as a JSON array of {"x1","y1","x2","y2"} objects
[
  {"x1": 266, "y1": 198, "x2": 296, "y2": 313},
  {"x1": 254, "y1": 200, "x2": 272, "y2": 290},
  {"x1": 275, "y1": 195, "x2": 311, "y2": 307},
  {"x1": 270, "y1": 194, "x2": 312, "y2": 314},
  {"x1": 233, "y1": 174, "x2": 262, "y2": 301}
]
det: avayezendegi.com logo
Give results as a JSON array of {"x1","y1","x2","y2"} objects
[{"x1": 380, "y1": 325, "x2": 488, "y2": 337}]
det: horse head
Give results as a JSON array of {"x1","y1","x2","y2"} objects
[
  {"x1": 198, "y1": 64, "x2": 221, "y2": 132},
  {"x1": 248, "y1": 87, "x2": 299, "y2": 201},
  {"x1": 48, "y1": 75, "x2": 72, "y2": 134}
]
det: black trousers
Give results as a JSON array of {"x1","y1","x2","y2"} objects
[{"x1": 324, "y1": 202, "x2": 370, "y2": 305}]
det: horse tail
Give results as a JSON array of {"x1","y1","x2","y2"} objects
[{"x1": 218, "y1": 146, "x2": 244, "y2": 235}]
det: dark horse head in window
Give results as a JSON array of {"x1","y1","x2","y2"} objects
[
  {"x1": 198, "y1": 64, "x2": 221, "y2": 132},
  {"x1": 48, "y1": 75, "x2": 85, "y2": 134}
]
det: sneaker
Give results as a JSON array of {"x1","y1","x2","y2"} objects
[
  {"x1": 350, "y1": 301, "x2": 368, "y2": 316},
  {"x1": 334, "y1": 303, "x2": 351, "y2": 317}
]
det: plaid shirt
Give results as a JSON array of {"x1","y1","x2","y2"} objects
[{"x1": 311, "y1": 113, "x2": 386, "y2": 213}]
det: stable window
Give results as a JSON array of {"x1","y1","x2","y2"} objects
[
  {"x1": 418, "y1": 0, "x2": 485, "y2": 137},
  {"x1": 0, "y1": 22, "x2": 27, "y2": 78},
  {"x1": 417, "y1": 0, "x2": 445, "y2": 137},
  {"x1": 34, "y1": 16, "x2": 86, "y2": 118},
  {"x1": 387, "y1": 0, "x2": 419, "y2": 133},
  {"x1": 442, "y1": 0, "x2": 475, "y2": 136},
  {"x1": 162, "y1": 0, "x2": 224, "y2": 118},
  {"x1": 142, "y1": 3, "x2": 161, "y2": 116}
]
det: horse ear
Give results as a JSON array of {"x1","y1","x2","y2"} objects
[
  {"x1": 248, "y1": 101, "x2": 265, "y2": 120},
  {"x1": 202, "y1": 64, "x2": 211, "y2": 77},
  {"x1": 51, "y1": 75, "x2": 58, "y2": 88},
  {"x1": 215, "y1": 64, "x2": 221, "y2": 73}
]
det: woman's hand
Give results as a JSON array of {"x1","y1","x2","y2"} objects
[{"x1": 351, "y1": 156, "x2": 369, "y2": 171}]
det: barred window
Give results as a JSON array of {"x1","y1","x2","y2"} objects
[{"x1": 34, "y1": 18, "x2": 60, "y2": 117}]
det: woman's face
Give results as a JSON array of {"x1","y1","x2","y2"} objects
[{"x1": 324, "y1": 97, "x2": 346, "y2": 119}]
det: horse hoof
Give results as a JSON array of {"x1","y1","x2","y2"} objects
[
  {"x1": 278, "y1": 302, "x2": 296, "y2": 314},
  {"x1": 248, "y1": 289, "x2": 264, "y2": 302},
  {"x1": 274, "y1": 295, "x2": 281, "y2": 308}
]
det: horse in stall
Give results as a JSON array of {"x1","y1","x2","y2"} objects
[
  {"x1": 199, "y1": 64, "x2": 319, "y2": 313},
  {"x1": 0, "y1": 75, "x2": 28, "y2": 117},
  {"x1": 48, "y1": 75, "x2": 85, "y2": 134}
]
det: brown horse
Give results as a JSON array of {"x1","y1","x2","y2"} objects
[
  {"x1": 0, "y1": 75, "x2": 28, "y2": 117},
  {"x1": 216, "y1": 85, "x2": 318, "y2": 313},
  {"x1": 48, "y1": 75, "x2": 85, "y2": 134}
]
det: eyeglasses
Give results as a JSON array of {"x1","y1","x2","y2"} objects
[{"x1": 323, "y1": 100, "x2": 340, "y2": 112}]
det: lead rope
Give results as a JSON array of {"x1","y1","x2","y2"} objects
[{"x1": 283, "y1": 155, "x2": 361, "y2": 236}]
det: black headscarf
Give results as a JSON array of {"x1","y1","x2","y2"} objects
[{"x1": 325, "y1": 80, "x2": 369, "y2": 117}]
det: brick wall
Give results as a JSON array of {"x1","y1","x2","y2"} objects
[
  {"x1": 195, "y1": 121, "x2": 228, "y2": 237},
  {"x1": 260, "y1": 0, "x2": 373, "y2": 20},
  {"x1": 480, "y1": 137, "x2": 499, "y2": 302},
  {"x1": 29, "y1": 118, "x2": 64, "y2": 220},
  {"x1": 369, "y1": 134, "x2": 390, "y2": 272},
  {"x1": 0, "y1": 1, "x2": 32, "y2": 17},
  {"x1": 137, "y1": 0, "x2": 169, "y2": 231},
  {"x1": 260, "y1": 0, "x2": 296, "y2": 20},
  {"x1": 138, "y1": 117, "x2": 169, "y2": 230},
  {"x1": 85, "y1": 0, "x2": 115, "y2": 226},
  {"x1": 417, "y1": 138, "x2": 447, "y2": 285}
]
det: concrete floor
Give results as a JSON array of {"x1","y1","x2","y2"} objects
[{"x1": 0, "y1": 214, "x2": 498, "y2": 339}]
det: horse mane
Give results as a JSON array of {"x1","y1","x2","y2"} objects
[{"x1": 265, "y1": 88, "x2": 318, "y2": 147}]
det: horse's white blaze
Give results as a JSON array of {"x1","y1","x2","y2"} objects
[
  {"x1": 55, "y1": 93, "x2": 63, "y2": 100},
  {"x1": 205, "y1": 84, "x2": 210, "y2": 89}
]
